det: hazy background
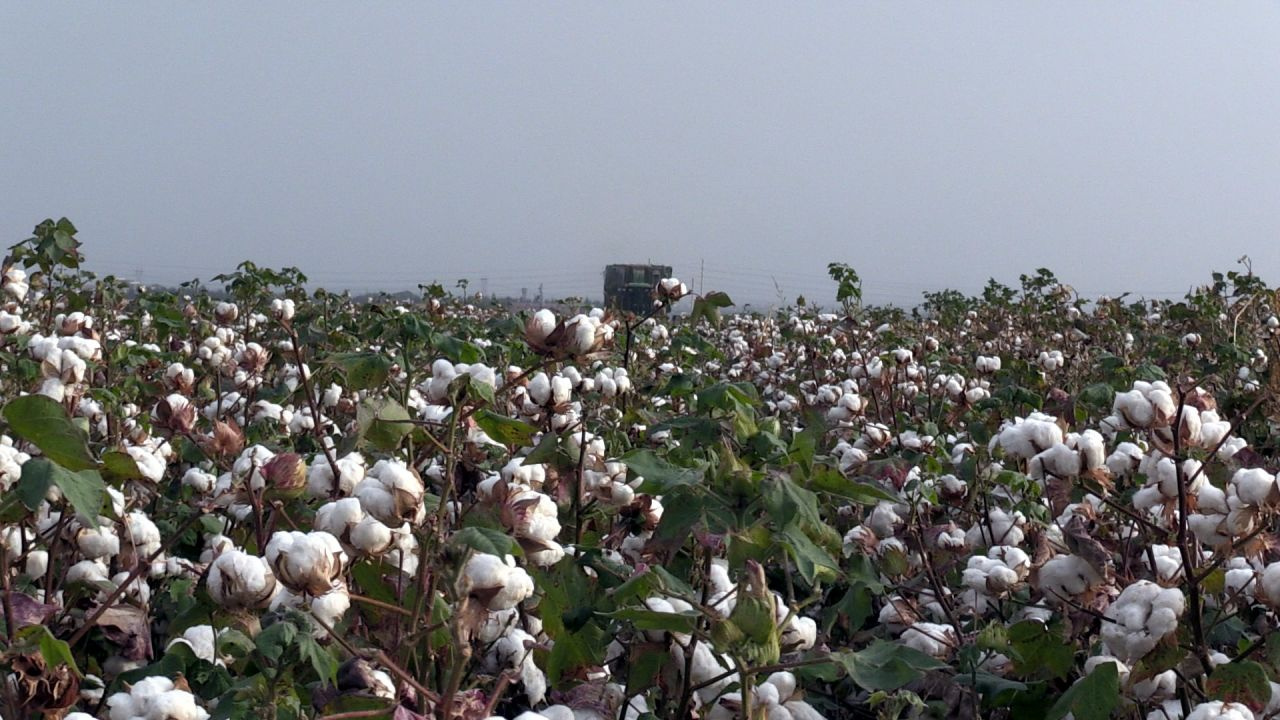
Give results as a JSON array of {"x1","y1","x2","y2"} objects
[{"x1": 4, "y1": 3, "x2": 1279, "y2": 307}]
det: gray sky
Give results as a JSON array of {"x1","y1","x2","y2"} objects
[{"x1": 3, "y1": 3, "x2": 1279, "y2": 307}]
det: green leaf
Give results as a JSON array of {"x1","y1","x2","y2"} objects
[
  {"x1": 255, "y1": 618, "x2": 298, "y2": 663},
  {"x1": 17, "y1": 625, "x2": 82, "y2": 677},
  {"x1": 3, "y1": 395, "x2": 97, "y2": 471},
  {"x1": 832, "y1": 640, "x2": 949, "y2": 691},
  {"x1": 523, "y1": 431, "x2": 562, "y2": 465},
  {"x1": 297, "y1": 632, "x2": 338, "y2": 684},
  {"x1": 546, "y1": 623, "x2": 607, "y2": 685},
  {"x1": 19, "y1": 458, "x2": 106, "y2": 527},
  {"x1": 764, "y1": 474, "x2": 824, "y2": 531},
  {"x1": 329, "y1": 352, "x2": 393, "y2": 391},
  {"x1": 15, "y1": 458, "x2": 54, "y2": 511},
  {"x1": 604, "y1": 608, "x2": 701, "y2": 634},
  {"x1": 625, "y1": 643, "x2": 667, "y2": 696},
  {"x1": 809, "y1": 467, "x2": 900, "y2": 504},
  {"x1": 1207, "y1": 660, "x2": 1271, "y2": 713},
  {"x1": 356, "y1": 398, "x2": 412, "y2": 451},
  {"x1": 621, "y1": 449, "x2": 702, "y2": 493},
  {"x1": 449, "y1": 527, "x2": 522, "y2": 558},
  {"x1": 780, "y1": 525, "x2": 840, "y2": 586},
  {"x1": 100, "y1": 450, "x2": 143, "y2": 484},
  {"x1": 473, "y1": 410, "x2": 537, "y2": 448},
  {"x1": 1008, "y1": 620, "x2": 1074, "y2": 680},
  {"x1": 1046, "y1": 661, "x2": 1120, "y2": 720}
]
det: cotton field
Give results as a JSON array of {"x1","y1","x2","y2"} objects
[{"x1": 5, "y1": 221, "x2": 1280, "y2": 720}]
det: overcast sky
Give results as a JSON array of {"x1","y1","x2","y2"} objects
[{"x1": 3, "y1": 3, "x2": 1279, "y2": 307}]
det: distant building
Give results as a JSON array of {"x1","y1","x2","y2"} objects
[{"x1": 604, "y1": 264, "x2": 671, "y2": 315}]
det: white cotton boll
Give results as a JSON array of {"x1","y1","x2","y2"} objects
[
  {"x1": 1197, "y1": 483, "x2": 1229, "y2": 515},
  {"x1": 464, "y1": 553, "x2": 534, "y2": 610},
  {"x1": 996, "y1": 413, "x2": 1063, "y2": 459},
  {"x1": 1258, "y1": 563, "x2": 1280, "y2": 606},
  {"x1": 67, "y1": 559, "x2": 110, "y2": 586},
  {"x1": 1038, "y1": 554, "x2": 1102, "y2": 602},
  {"x1": 1147, "y1": 545, "x2": 1185, "y2": 582},
  {"x1": 506, "y1": 490, "x2": 561, "y2": 544},
  {"x1": 527, "y1": 373, "x2": 551, "y2": 406},
  {"x1": 182, "y1": 467, "x2": 217, "y2": 493},
  {"x1": 307, "y1": 452, "x2": 367, "y2": 498},
  {"x1": 1113, "y1": 390, "x2": 1154, "y2": 429},
  {"x1": 527, "y1": 309, "x2": 558, "y2": 344},
  {"x1": 1232, "y1": 468, "x2": 1277, "y2": 507},
  {"x1": 350, "y1": 515, "x2": 396, "y2": 555},
  {"x1": 356, "y1": 459, "x2": 426, "y2": 526},
  {"x1": 1132, "y1": 669, "x2": 1178, "y2": 702},
  {"x1": 265, "y1": 531, "x2": 346, "y2": 596},
  {"x1": 1031, "y1": 443, "x2": 1081, "y2": 480},
  {"x1": 1185, "y1": 701, "x2": 1256, "y2": 720},
  {"x1": 310, "y1": 585, "x2": 351, "y2": 635},
  {"x1": 126, "y1": 510, "x2": 163, "y2": 557},
  {"x1": 207, "y1": 550, "x2": 277, "y2": 609},
  {"x1": 965, "y1": 508, "x2": 1025, "y2": 548},
  {"x1": 314, "y1": 497, "x2": 365, "y2": 544},
  {"x1": 1105, "y1": 442, "x2": 1144, "y2": 477},
  {"x1": 1219, "y1": 436, "x2": 1248, "y2": 461},
  {"x1": 781, "y1": 615, "x2": 817, "y2": 652},
  {"x1": 1077, "y1": 430, "x2": 1106, "y2": 470},
  {"x1": 866, "y1": 502, "x2": 902, "y2": 538},
  {"x1": 900, "y1": 622, "x2": 956, "y2": 659},
  {"x1": 1100, "y1": 580, "x2": 1185, "y2": 663},
  {"x1": 1189, "y1": 513, "x2": 1231, "y2": 548},
  {"x1": 25, "y1": 550, "x2": 48, "y2": 579},
  {"x1": 147, "y1": 689, "x2": 211, "y2": 720},
  {"x1": 77, "y1": 526, "x2": 121, "y2": 560},
  {"x1": 168, "y1": 625, "x2": 221, "y2": 665}
]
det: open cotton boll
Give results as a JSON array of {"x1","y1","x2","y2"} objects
[
  {"x1": 182, "y1": 467, "x2": 217, "y2": 493},
  {"x1": 167, "y1": 625, "x2": 224, "y2": 666},
  {"x1": 207, "y1": 550, "x2": 278, "y2": 609},
  {"x1": 1231, "y1": 468, "x2": 1278, "y2": 507},
  {"x1": 965, "y1": 508, "x2": 1025, "y2": 548},
  {"x1": 306, "y1": 452, "x2": 367, "y2": 498},
  {"x1": 900, "y1": 622, "x2": 957, "y2": 659},
  {"x1": 355, "y1": 459, "x2": 427, "y2": 526},
  {"x1": 76, "y1": 525, "x2": 120, "y2": 560},
  {"x1": 1184, "y1": 702, "x2": 1256, "y2": 720},
  {"x1": 310, "y1": 584, "x2": 351, "y2": 636},
  {"x1": 995, "y1": 413, "x2": 1063, "y2": 459},
  {"x1": 1037, "y1": 554, "x2": 1103, "y2": 602},
  {"x1": 464, "y1": 553, "x2": 534, "y2": 610},
  {"x1": 1100, "y1": 580, "x2": 1185, "y2": 663},
  {"x1": 487, "y1": 628, "x2": 547, "y2": 706},
  {"x1": 265, "y1": 531, "x2": 347, "y2": 596},
  {"x1": 314, "y1": 497, "x2": 365, "y2": 546}
]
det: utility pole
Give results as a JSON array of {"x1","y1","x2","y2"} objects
[{"x1": 699, "y1": 258, "x2": 705, "y2": 295}]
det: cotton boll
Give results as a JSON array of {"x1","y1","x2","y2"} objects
[
  {"x1": 1232, "y1": 468, "x2": 1278, "y2": 507},
  {"x1": 307, "y1": 452, "x2": 367, "y2": 498},
  {"x1": 355, "y1": 459, "x2": 427, "y2": 526},
  {"x1": 314, "y1": 497, "x2": 366, "y2": 547},
  {"x1": 77, "y1": 526, "x2": 121, "y2": 560},
  {"x1": 265, "y1": 531, "x2": 347, "y2": 596},
  {"x1": 182, "y1": 467, "x2": 217, "y2": 493},
  {"x1": 464, "y1": 553, "x2": 534, "y2": 610},
  {"x1": 167, "y1": 625, "x2": 223, "y2": 666},
  {"x1": 1100, "y1": 580, "x2": 1185, "y2": 663},
  {"x1": 1185, "y1": 701, "x2": 1256, "y2": 720},
  {"x1": 310, "y1": 584, "x2": 351, "y2": 636},
  {"x1": 965, "y1": 508, "x2": 1025, "y2": 548},
  {"x1": 207, "y1": 550, "x2": 278, "y2": 609},
  {"x1": 1037, "y1": 554, "x2": 1103, "y2": 602},
  {"x1": 900, "y1": 622, "x2": 956, "y2": 659}
]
